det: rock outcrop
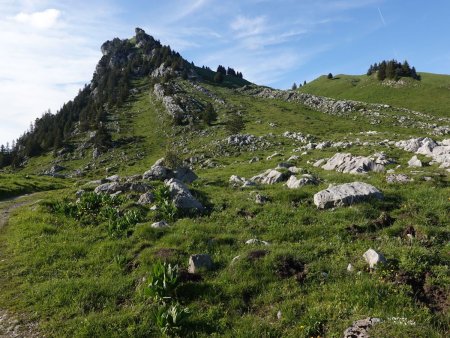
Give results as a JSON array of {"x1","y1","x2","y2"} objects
[
  {"x1": 396, "y1": 137, "x2": 450, "y2": 169},
  {"x1": 165, "y1": 178, "x2": 203, "y2": 211},
  {"x1": 313, "y1": 182, "x2": 383, "y2": 209},
  {"x1": 143, "y1": 164, "x2": 174, "y2": 181},
  {"x1": 320, "y1": 153, "x2": 385, "y2": 174}
]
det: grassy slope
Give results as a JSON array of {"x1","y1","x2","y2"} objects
[
  {"x1": 300, "y1": 73, "x2": 450, "y2": 117},
  {"x1": 0, "y1": 76, "x2": 449, "y2": 337},
  {"x1": 0, "y1": 174, "x2": 67, "y2": 200}
]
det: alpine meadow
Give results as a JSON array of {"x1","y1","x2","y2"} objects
[{"x1": 0, "y1": 7, "x2": 449, "y2": 338}]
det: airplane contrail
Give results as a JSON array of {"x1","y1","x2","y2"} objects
[{"x1": 378, "y1": 7, "x2": 386, "y2": 26}]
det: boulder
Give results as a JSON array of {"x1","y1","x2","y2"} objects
[
  {"x1": 188, "y1": 254, "x2": 213, "y2": 273},
  {"x1": 174, "y1": 167, "x2": 198, "y2": 184},
  {"x1": 286, "y1": 174, "x2": 318, "y2": 189},
  {"x1": 137, "y1": 192, "x2": 155, "y2": 205},
  {"x1": 343, "y1": 317, "x2": 382, "y2": 338},
  {"x1": 408, "y1": 155, "x2": 422, "y2": 167},
  {"x1": 143, "y1": 165, "x2": 173, "y2": 180},
  {"x1": 94, "y1": 182, "x2": 124, "y2": 194},
  {"x1": 261, "y1": 170, "x2": 286, "y2": 184},
  {"x1": 313, "y1": 182, "x2": 383, "y2": 209},
  {"x1": 321, "y1": 153, "x2": 384, "y2": 174},
  {"x1": 251, "y1": 169, "x2": 287, "y2": 185},
  {"x1": 165, "y1": 178, "x2": 203, "y2": 211},
  {"x1": 105, "y1": 174, "x2": 120, "y2": 182},
  {"x1": 129, "y1": 182, "x2": 152, "y2": 193},
  {"x1": 363, "y1": 248, "x2": 386, "y2": 269}
]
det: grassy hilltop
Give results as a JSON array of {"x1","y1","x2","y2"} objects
[
  {"x1": 301, "y1": 72, "x2": 450, "y2": 117},
  {"x1": 0, "y1": 30, "x2": 448, "y2": 337}
]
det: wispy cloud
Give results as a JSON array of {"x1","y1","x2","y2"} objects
[
  {"x1": 230, "y1": 15, "x2": 267, "y2": 37},
  {"x1": 170, "y1": 0, "x2": 209, "y2": 22}
]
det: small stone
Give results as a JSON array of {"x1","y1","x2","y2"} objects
[
  {"x1": 151, "y1": 220, "x2": 169, "y2": 228},
  {"x1": 245, "y1": 239, "x2": 270, "y2": 245},
  {"x1": 254, "y1": 193, "x2": 269, "y2": 204},
  {"x1": 347, "y1": 263, "x2": 354, "y2": 272},
  {"x1": 363, "y1": 248, "x2": 386, "y2": 269}
]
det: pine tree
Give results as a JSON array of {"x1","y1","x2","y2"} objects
[
  {"x1": 201, "y1": 102, "x2": 218, "y2": 126},
  {"x1": 327, "y1": 73, "x2": 333, "y2": 79},
  {"x1": 377, "y1": 62, "x2": 387, "y2": 81},
  {"x1": 291, "y1": 82, "x2": 298, "y2": 90},
  {"x1": 225, "y1": 113, "x2": 245, "y2": 135},
  {"x1": 214, "y1": 71, "x2": 224, "y2": 83}
]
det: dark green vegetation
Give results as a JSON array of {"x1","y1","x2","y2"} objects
[
  {"x1": 367, "y1": 60, "x2": 420, "y2": 81},
  {"x1": 0, "y1": 29, "x2": 449, "y2": 337}
]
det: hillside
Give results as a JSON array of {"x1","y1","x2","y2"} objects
[
  {"x1": 0, "y1": 29, "x2": 449, "y2": 337},
  {"x1": 300, "y1": 72, "x2": 450, "y2": 118}
]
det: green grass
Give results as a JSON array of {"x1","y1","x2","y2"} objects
[
  {"x1": 0, "y1": 173, "x2": 67, "y2": 200},
  {"x1": 300, "y1": 72, "x2": 450, "y2": 117},
  {"x1": 0, "y1": 74, "x2": 449, "y2": 337}
]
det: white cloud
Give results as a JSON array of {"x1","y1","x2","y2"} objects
[
  {"x1": 0, "y1": 2, "x2": 125, "y2": 146},
  {"x1": 231, "y1": 15, "x2": 267, "y2": 37},
  {"x1": 14, "y1": 8, "x2": 61, "y2": 29}
]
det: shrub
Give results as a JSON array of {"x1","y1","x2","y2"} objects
[
  {"x1": 164, "y1": 148, "x2": 182, "y2": 169},
  {"x1": 225, "y1": 113, "x2": 245, "y2": 135}
]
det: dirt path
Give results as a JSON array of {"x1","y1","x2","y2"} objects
[{"x1": 0, "y1": 194, "x2": 41, "y2": 338}]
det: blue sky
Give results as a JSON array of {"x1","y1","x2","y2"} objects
[{"x1": 1, "y1": 0, "x2": 450, "y2": 146}]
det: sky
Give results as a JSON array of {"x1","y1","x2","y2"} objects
[{"x1": 1, "y1": 0, "x2": 450, "y2": 146}]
